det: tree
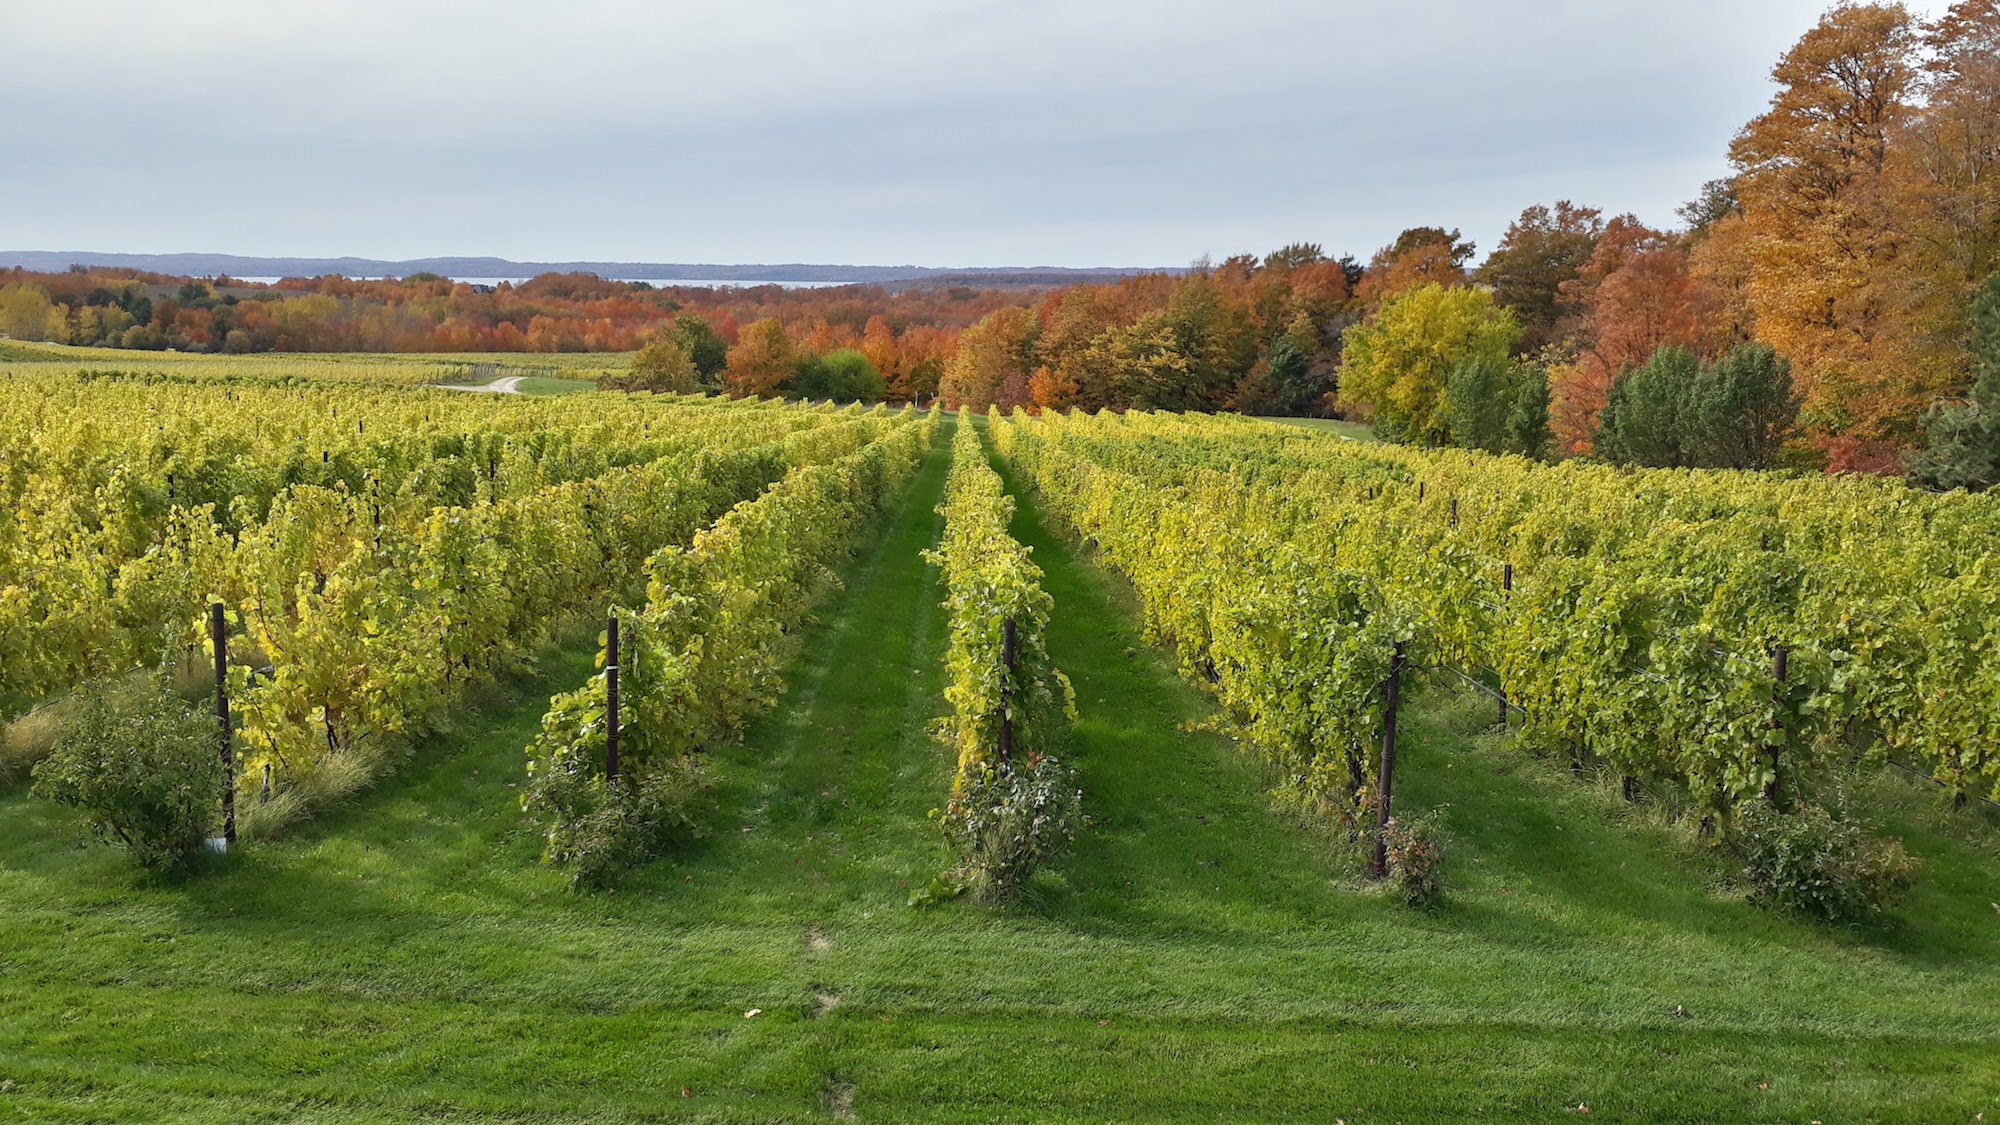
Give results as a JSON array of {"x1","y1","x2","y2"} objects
[
  {"x1": 799, "y1": 348, "x2": 886, "y2": 403},
  {"x1": 669, "y1": 316, "x2": 729, "y2": 383},
  {"x1": 0, "y1": 283, "x2": 54, "y2": 341},
  {"x1": 1264, "y1": 242, "x2": 1327, "y2": 272},
  {"x1": 940, "y1": 306, "x2": 1037, "y2": 411},
  {"x1": 723, "y1": 318, "x2": 797, "y2": 397},
  {"x1": 1677, "y1": 177, "x2": 1741, "y2": 238},
  {"x1": 892, "y1": 325, "x2": 953, "y2": 403},
  {"x1": 1091, "y1": 317, "x2": 1193, "y2": 410},
  {"x1": 1250, "y1": 313, "x2": 1327, "y2": 415},
  {"x1": 1722, "y1": 2, "x2": 1954, "y2": 450},
  {"x1": 1034, "y1": 287, "x2": 1115, "y2": 407},
  {"x1": 1477, "y1": 201, "x2": 1604, "y2": 355},
  {"x1": 1595, "y1": 346, "x2": 1703, "y2": 468},
  {"x1": 1446, "y1": 355, "x2": 1514, "y2": 453},
  {"x1": 1904, "y1": 1, "x2": 2000, "y2": 290},
  {"x1": 1028, "y1": 364, "x2": 1079, "y2": 411},
  {"x1": 1550, "y1": 217, "x2": 1721, "y2": 454},
  {"x1": 1355, "y1": 227, "x2": 1477, "y2": 307},
  {"x1": 1505, "y1": 363, "x2": 1554, "y2": 459},
  {"x1": 1596, "y1": 343, "x2": 1799, "y2": 469},
  {"x1": 1911, "y1": 271, "x2": 2000, "y2": 489},
  {"x1": 1698, "y1": 343, "x2": 1801, "y2": 468},
  {"x1": 605, "y1": 337, "x2": 700, "y2": 393},
  {"x1": 1161, "y1": 272, "x2": 1257, "y2": 410},
  {"x1": 1338, "y1": 284, "x2": 1521, "y2": 444},
  {"x1": 859, "y1": 316, "x2": 901, "y2": 393}
]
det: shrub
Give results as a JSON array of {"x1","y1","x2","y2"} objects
[
  {"x1": 1381, "y1": 809, "x2": 1450, "y2": 908},
  {"x1": 525, "y1": 751, "x2": 705, "y2": 891},
  {"x1": 1736, "y1": 804, "x2": 1918, "y2": 924},
  {"x1": 31, "y1": 680, "x2": 225, "y2": 871},
  {"x1": 941, "y1": 753, "x2": 1084, "y2": 903}
]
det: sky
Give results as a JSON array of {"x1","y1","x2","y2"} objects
[{"x1": 0, "y1": 0, "x2": 1950, "y2": 269}]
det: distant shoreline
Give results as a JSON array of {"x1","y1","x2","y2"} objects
[{"x1": 0, "y1": 251, "x2": 1174, "y2": 287}]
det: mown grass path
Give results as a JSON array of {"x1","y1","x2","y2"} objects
[{"x1": 0, "y1": 418, "x2": 1996, "y2": 1122}]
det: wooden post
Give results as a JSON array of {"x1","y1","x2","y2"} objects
[
  {"x1": 997, "y1": 618, "x2": 1017, "y2": 764},
  {"x1": 1418, "y1": 482, "x2": 1425, "y2": 500},
  {"x1": 1498, "y1": 563, "x2": 1513, "y2": 726},
  {"x1": 211, "y1": 602, "x2": 234, "y2": 845},
  {"x1": 605, "y1": 615, "x2": 621, "y2": 784},
  {"x1": 1765, "y1": 644, "x2": 1787, "y2": 807},
  {"x1": 1449, "y1": 498, "x2": 1458, "y2": 526},
  {"x1": 1372, "y1": 640, "x2": 1407, "y2": 879}
]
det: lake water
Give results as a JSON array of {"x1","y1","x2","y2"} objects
[{"x1": 229, "y1": 276, "x2": 849, "y2": 289}]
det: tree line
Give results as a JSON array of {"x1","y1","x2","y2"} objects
[{"x1": 0, "y1": 267, "x2": 1018, "y2": 400}]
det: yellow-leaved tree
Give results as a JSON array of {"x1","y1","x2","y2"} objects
[
  {"x1": 1721, "y1": 2, "x2": 1960, "y2": 456},
  {"x1": 1337, "y1": 283, "x2": 1520, "y2": 444}
]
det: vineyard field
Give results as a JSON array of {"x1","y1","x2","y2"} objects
[
  {"x1": 2, "y1": 354, "x2": 1998, "y2": 1121},
  {"x1": 17, "y1": 1, "x2": 2000, "y2": 1117},
  {"x1": 0, "y1": 359, "x2": 931, "y2": 826}
]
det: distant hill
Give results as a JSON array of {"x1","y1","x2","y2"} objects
[{"x1": 0, "y1": 251, "x2": 1171, "y2": 288}]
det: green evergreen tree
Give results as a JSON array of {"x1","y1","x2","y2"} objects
[
  {"x1": 1911, "y1": 273, "x2": 2000, "y2": 491},
  {"x1": 1261, "y1": 334, "x2": 1315, "y2": 415},
  {"x1": 1504, "y1": 362, "x2": 1553, "y2": 459},
  {"x1": 1597, "y1": 343, "x2": 1798, "y2": 469},
  {"x1": 1695, "y1": 343, "x2": 1798, "y2": 469},
  {"x1": 1596, "y1": 346, "x2": 1700, "y2": 467},
  {"x1": 792, "y1": 348, "x2": 885, "y2": 403}
]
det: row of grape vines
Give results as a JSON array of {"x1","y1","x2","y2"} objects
[
  {"x1": 994, "y1": 409, "x2": 2000, "y2": 831},
  {"x1": 925, "y1": 417, "x2": 1078, "y2": 897},
  {"x1": 3, "y1": 367, "x2": 917, "y2": 822},
  {"x1": 930, "y1": 415, "x2": 1072, "y2": 787},
  {"x1": 522, "y1": 406, "x2": 942, "y2": 880}
]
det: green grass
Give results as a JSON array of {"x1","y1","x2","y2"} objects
[
  {"x1": 1, "y1": 419, "x2": 1997, "y2": 1121},
  {"x1": 0, "y1": 340, "x2": 68, "y2": 362},
  {"x1": 1254, "y1": 415, "x2": 1379, "y2": 441},
  {"x1": 513, "y1": 375, "x2": 597, "y2": 396}
]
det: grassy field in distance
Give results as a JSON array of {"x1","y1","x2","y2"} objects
[
  {"x1": 1254, "y1": 414, "x2": 1379, "y2": 441},
  {"x1": 0, "y1": 340, "x2": 627, "y2": 387}
]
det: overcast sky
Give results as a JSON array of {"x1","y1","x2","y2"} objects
[{"x1": 0, "y1": 0, "x2": 1946, "y2": 269}]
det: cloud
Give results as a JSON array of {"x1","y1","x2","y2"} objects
[{"x1": 0, "y1": 0, "x2": 1947, "y2": 266}]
